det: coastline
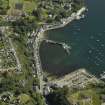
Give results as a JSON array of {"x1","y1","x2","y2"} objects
[
  {"x1": 43, "y1": 7, "x2": 86, "y2": 31},
  {"x1": 36, "y1": 6, "x2": 86, "y2": 43},
  {"x1": 50, "y1": 68, "x2": 99, "y2": 88},
  {"x1": 33, "y1": 7, "x2": 86, "y2": 93}
]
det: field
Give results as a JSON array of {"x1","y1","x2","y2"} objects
[
  {"x1": 8, "y1": 0, "x2": 37, "y2": 15},
  {"x1": 67, "y1": 89, "x2": 101, "y2": 105}
]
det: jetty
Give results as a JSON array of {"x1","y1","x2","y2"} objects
[{"x1": 44, "y1": 39, "x2": 71, "y2": 55}]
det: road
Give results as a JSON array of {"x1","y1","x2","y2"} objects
[
  {"x1": 32, "y1": 28, "x2": 45, "y2": 93},
  {"x1": 8, "y1": 38, "x2": 22, "y2": 71}
]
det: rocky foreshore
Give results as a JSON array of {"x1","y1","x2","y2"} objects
[{"x1": 50, "y1": 68, "x2": 99, "y2": 88}]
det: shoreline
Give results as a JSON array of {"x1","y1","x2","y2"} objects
[
  {"x1": 36, "y1": 6, "x2": 86, "y2": 44},
  {"x1": 33, "y1": 7, "x2": 86, "y2": 93},
  {"x1": 43, "y1": 7, "x2": 86, "y2": 31},
  {"x1": 50, "y1": 68, "x2": 100, "y2": 88}
]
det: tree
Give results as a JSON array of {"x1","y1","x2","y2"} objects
[
  {"x1": 46, "y1": 87, "x2": 70, "y2": 105},
  {"x1": 0, "y1": 0, "x2": 9, "y2": 15}
]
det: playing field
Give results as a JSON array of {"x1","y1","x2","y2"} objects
[
  {"x1": 67, "y1": 89, "x2": 101, "y2": 105},
  {"x1": 8, "y1": 0, "x2": 37, "y2": 15}
]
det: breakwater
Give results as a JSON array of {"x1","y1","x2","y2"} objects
[{"x1": 44, "y1": 39, "x2": 71, "y2": 55}]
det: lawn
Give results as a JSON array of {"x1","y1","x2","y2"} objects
[
  {"x1": 67, "y1": 89, "x2": 101, "y2": 105},
  {"x1": 8, "y1": 0, "x2": 37, "y2": 15},
  {"x1": 18, "y1": 94, "x2": 31, "y2": 104},
  {"x1": 23, "y1": 0, "x2": 37, "y2": 13}
]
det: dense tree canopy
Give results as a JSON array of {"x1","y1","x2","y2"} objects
[{"x1": 0, "y1": 0, "x2": 9, "y2": 14}]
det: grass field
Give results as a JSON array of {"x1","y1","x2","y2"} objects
[
  {"x1": 8, "y1": 0, "x2": 37, "y2": 15},
  {"x1": 18, "y1": 94, "x2": 31, "y2": 104},
  {"x1": 67, "y1": 89, "x2": 101, "y2": 105}
]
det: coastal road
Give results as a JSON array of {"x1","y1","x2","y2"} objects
[
  {"x1": 33, "y1": 28, "x2": 45, "y2": 93},
  {"x1": 8, "y1": 38, "x2": 21, "y2": 71}
]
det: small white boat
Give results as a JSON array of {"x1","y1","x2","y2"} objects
[{"x1": 100, "y1": 71, "x2": 105, "y2": 79}]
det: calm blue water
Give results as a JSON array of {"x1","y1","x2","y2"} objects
[{"x1": 40, "y1": 0, "x2": 105, "y2": 76}]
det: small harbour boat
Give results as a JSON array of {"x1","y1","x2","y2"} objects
[{"x1": 100, "y1": 71, "x2": 105, "y2": 79}]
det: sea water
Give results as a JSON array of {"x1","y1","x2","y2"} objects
[{"x1": 40, "y1": 0, "x2": 105, "y2": 76}]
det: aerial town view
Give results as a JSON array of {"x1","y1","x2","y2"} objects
[{"x1": 0, "y1": 0, "x2": 105, "y2": 105}]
